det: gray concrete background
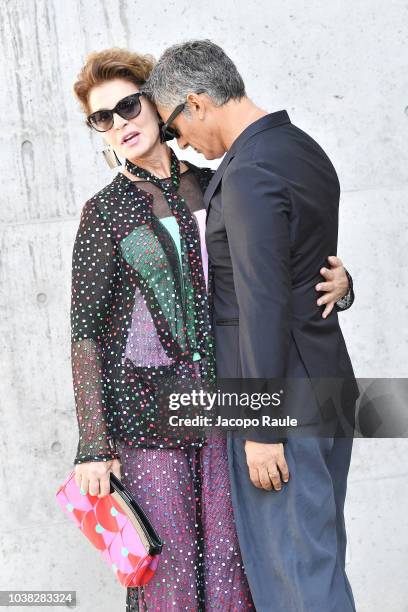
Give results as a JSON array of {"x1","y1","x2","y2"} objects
[{"x1": 0, "y1": 1, "x2": 407, "y2": 610}]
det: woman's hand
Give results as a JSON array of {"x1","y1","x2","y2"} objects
[
  {"x1": 74, "y1": 458, "x2": 122, "y2": 498},
  {"x1": 315, "y1": 255, "x2": 349, "y2": 318}
]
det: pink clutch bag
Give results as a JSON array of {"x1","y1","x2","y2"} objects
[{"x1": 56, "y1": 471, "x2": 162, "y2": 587}]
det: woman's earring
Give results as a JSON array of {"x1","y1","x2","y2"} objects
[{"x1": 102, "y1": 145, "x2": 121, "y2": 169}]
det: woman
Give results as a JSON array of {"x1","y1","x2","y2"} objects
[{"x1": 70, "y1": 48, "x2": 353, "y2": 611}]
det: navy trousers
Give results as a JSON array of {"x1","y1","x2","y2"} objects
[{"x1": 227, "y1": 431, "x2": 356, "y2": 612}]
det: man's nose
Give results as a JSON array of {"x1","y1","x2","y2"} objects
[{"x1": 177, "y1": 135, "x2": 188, "y2": 150}]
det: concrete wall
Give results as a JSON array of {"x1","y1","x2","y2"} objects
[{"x1": 0, "y1": 1, "x2": 407, "y2": 610}]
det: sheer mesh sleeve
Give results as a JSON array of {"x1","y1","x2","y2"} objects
[
  {"x1": 71, "y1": 199, "x2": 120, "y2": 464},
  {"x1": 335, "y1": 268, "x2": 354, "y2": 312}
]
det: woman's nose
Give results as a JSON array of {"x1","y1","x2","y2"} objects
[{"x1": 113, "y1": 112, "x2": 128, "y2": 130}]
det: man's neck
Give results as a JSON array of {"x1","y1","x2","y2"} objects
[{"x1": 217, "y1": 97, "x2": 269, "y2": 152}]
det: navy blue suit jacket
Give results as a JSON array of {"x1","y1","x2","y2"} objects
[{"x1": 204, "y1": 110, "x2": 359, "y2": 442}]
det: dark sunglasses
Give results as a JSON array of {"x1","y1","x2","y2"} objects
[
  {"x1": 159, "y1": 102, "x2": 185, "y2": 143},
  {"x1": 159, "y1": 90, "x2": 206, "y2": 143},
  {"x1": 86, "y1": 92, "x2": 145, "y2": 132}
]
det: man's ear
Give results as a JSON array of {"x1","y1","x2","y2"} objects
[{"x1": 186, "y1": 92, "x2": 206, "y2": 119}]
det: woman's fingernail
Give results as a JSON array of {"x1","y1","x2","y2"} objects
[{"x1": 80, "y1": 488, "x2": 86, "y2": 496}]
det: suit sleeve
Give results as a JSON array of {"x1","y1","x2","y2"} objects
[{"x1": 222, "y1": 160, "x2": 292, "y2": 443}]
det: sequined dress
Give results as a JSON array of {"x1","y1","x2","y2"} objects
[{"x1": 70, "y1": 151, "x2": 254, "y2": 610}]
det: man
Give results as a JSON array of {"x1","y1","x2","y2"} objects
[{"x1": 145, "y1": 40, "x2": 358, "y2": 611}]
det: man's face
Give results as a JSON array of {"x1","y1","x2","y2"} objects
[{"x1": 157, "y1": 100, "x2": 226, "y2": 160}]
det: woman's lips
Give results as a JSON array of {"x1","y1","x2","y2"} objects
[{"x1": 121, "y1": 132, "x2": 140, "y2": 147}]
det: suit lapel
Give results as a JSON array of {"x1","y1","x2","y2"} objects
[{"x1": 203, "y1": 148, "x2": 236, "y2": 210}]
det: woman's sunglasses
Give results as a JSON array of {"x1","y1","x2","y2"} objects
[
  {"x1": 86, "y1": 92, "x2": 145, "y2": 132},
  {"x1": 86, "y1": 91, "x2": 181, "y2": 142}
]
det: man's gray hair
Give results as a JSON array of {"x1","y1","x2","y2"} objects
[{"x1": 143, "y1": 39, "x2": 246, "y2": 110}]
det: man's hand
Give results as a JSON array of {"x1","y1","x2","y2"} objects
[
  {"x1": 244, "y1": 440, "x2": 290, "y2": 491},
  {"x1": 74, "y1": 458, "x2": 122, "y2": 498},
  {"x1": 315, "y1": 255, "x2": 349, "y2": 319}
]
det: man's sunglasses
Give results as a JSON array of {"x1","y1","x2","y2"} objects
[
  {"x1": 86, "y1": 92, "x2": 145, "y2": 132},
  {"x1": 159, "y1": 102, "x2": 185, "y2": 143},
  {"x1": 159, "y1": 91, "x2": 206, "y2": 143}
]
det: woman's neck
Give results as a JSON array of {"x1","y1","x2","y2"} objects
[{"x1": 124, "y1": 143, "x2": 172, "y2": 179}]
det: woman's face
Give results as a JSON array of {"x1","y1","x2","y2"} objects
[{"x1": 88, "y1": 78, "x2": 161, "y2": 161}]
